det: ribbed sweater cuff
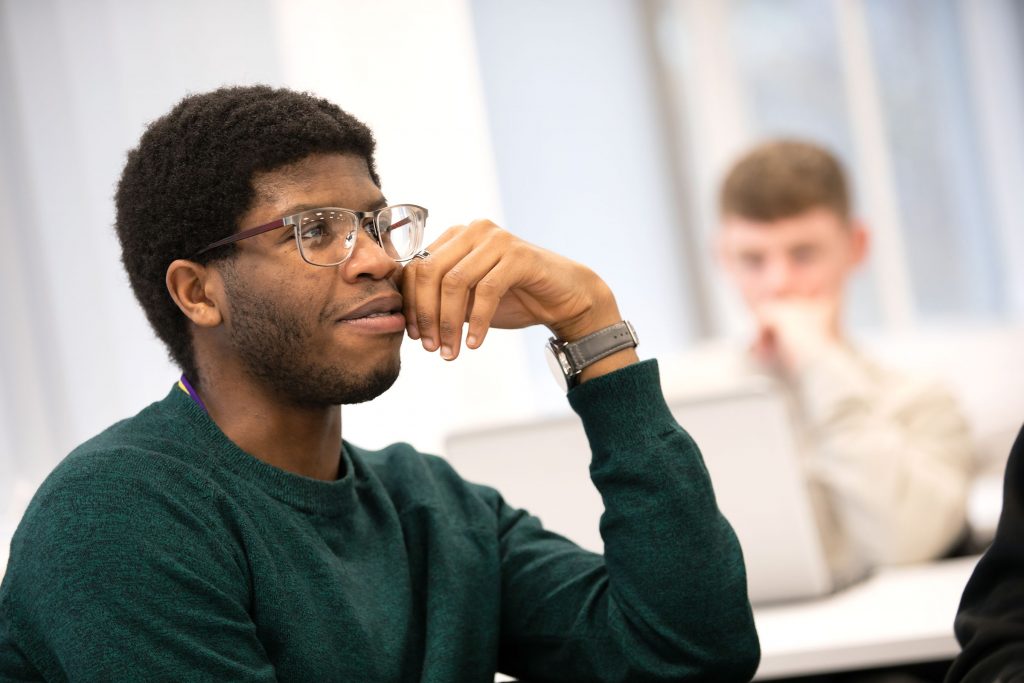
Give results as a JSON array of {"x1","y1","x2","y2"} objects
[{"x1": 567, "y1": 359, "x2": 673, "y2": 450}]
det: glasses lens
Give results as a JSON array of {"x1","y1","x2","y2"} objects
[
  {"x1": 295, "y1": 210, "x2": 359, "y2": 266},
  {"x1": 377, "y1": 205, "x2": 426, "y2": 261}
]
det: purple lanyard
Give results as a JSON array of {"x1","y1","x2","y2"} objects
[{"x1": 178, "y1": 374, "x2": 209, "y2": 413}]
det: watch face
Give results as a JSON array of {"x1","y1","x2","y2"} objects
[{"x1": 544, "y1": 343, "x2": 570, "y2": 392}]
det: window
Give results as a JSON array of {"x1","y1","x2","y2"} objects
[{"x1": 651, "y1": 0, "x2": 1024, "y2": 332}]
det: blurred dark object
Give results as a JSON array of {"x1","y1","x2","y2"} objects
[{"x1": 945, "y1": 425, "x2": 1024, "y2": 682}]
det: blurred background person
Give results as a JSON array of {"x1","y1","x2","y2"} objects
[{"x1": 665, "y1": 139, "x2": 974, "y2": 582}]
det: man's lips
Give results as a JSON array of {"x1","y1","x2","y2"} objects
[
  {"x1": 335, "y1": 294, "x2": 406, "y2": 334},
  {"x1": 337, "y1": 294, "x2": 403, "y2": 321}
]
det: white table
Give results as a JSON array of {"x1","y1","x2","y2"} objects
[{"x1": 753, "y1": 555, "x2": 980, "y2": 680}]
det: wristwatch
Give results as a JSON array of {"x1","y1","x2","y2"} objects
[{"x1": 545, "y1": 320, "x2": 638, "y2": 392}]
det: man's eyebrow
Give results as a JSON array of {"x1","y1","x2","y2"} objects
[
  {"x1": 277, "y1": 197, "x2": 389, "y2": 216},
  {"x1": 275, "y1": 203, "x2": 319, "y2": 216}
]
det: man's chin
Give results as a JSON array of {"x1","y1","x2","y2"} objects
[
  {"x1": 337, "y1": 360, "x2": 401, "y2": 405},
  {"x1": 261, "y1": 355, "x2": 402, "y2": 408}
]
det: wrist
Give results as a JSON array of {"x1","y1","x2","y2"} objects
[
  {"x1": 548, "y1": 278, "x2": 620, "y2": 343},
  {"x1": 546, "y1": 319, "x2": 639, "y2": 390},
  {"x1": 577, "y1": 347, "x2": 639, "y2": 385}
]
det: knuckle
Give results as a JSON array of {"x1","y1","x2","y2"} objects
[
  {"x1": 470, "y1": 220, "x2": 506, "y2": 241},
  {"x1": 414, "y1": 261, "x2": 434, "y2": 282},
  {"x1": 438, "y1": 319, "x2": 459, "y2": 336},
  {"x1": 487, "y1": 231, "x2": 518, "y2": 256},
  {"x1": 506, "y1": 237, "x2": 528, "y2": 255},
  {"x1": 415, "y1": 312, "x2": 433, "y2": 329},
  {"x1": 441, "y1": 269, "x2": 465, "y2": 292},
  {"x1": 475, "y1": 278, "x2": 499, "y2": 296}
]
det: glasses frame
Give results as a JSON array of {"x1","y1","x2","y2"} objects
[{"x1": 193, "y1": 203, "x2": 429, "y2": 266}]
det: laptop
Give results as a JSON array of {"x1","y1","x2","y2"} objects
[{"x1": 442, "y1": 381, "x2": 836, "y2": 605}]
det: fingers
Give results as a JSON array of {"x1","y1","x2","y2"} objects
[
  {"x1": 402, "y1": 219, "x2": 591, "y2": 362},
  {"x1": 401, "y1": 227, "x2": 463, "y2": 340},
  {"x1": 403, "y1": 222, "x2": 510, "y2": 360},
  {"x1": 434, "y1": 246, "x2": 503, "y2": 359},
  {"x1": 401, "y1": 263, "x2": 419, "y2": 339},
  {"x1": 464, "y1": 259, "x2": 515, "y2": 349}
]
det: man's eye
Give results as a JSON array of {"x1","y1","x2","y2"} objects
[
  {"x1": 792, "y1": 246, "x2": 818, "y2": 263},
  {"x1": 740, "y1": 254, "x2": 763, "y2": 270},
  {"x1": 300, "y1": 222, "x2": 326, "y2": 240}
]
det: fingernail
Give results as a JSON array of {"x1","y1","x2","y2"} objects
[
  {"x1": 466, "y1": 334, "x2": 478, "y2": 348},
  {"x1": 423, "y1": 337, "x2": 435, "y2": 351},
  {"x1": 408, "y1": 325, "x2": 420, "y2": 340},
  {"x1": 441, "y1": 345, "x2": 453, "y2": 360}
]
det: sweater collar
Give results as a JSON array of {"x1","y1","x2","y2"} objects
[{"x1": 162, "y1": 385, "x2": 364, "y2": 517}]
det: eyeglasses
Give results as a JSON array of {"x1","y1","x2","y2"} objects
[{"x1": 193, "y1": 204, "x2": 429, "y2": 267}]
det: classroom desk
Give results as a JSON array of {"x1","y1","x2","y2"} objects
[{"x1": 753, "y1": 555, "x2": 981, "y2": 680}]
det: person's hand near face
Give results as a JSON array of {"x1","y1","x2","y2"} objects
[
  {"x1": 718, "y1": 205, "x2": 868, "y2": 374},
  {"x1": 751, "y1": 295, "x2": 842, "y2": 372},
  {"x1": 401, "y1": 220, "x2": 637, "y2": 384}
]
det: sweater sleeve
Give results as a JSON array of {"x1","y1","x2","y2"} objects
[
  {"x1": 0, "y1": 609, "x2": 38, "y2": 681},
  {"x1": 0, "y1": 451, "x2": 277, "y2": 682},
  {"x1": 793, "y1": 345, "x2": 973, "y2": 569},
  {"x1": 494, "y1": 360, "x2": 760, "y2": 683},
  {"x1": 946, "y1": 424, "x2": 1024, "y2": 683}
]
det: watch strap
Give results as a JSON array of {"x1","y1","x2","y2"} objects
[{"x1": 562, "y1": 320, "x2": 638, "y2": 373}]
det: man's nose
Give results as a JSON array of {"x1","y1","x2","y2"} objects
[
  {"x1": 341, "y1": 223, "x2": 399, "y2": 281},
  {"x1": 763, "y1": 259, "x2": 795, "y2": 297}
]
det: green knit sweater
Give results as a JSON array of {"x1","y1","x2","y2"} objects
[{"x1": 0, "y1": 360, "x2": 758, "y2": 682}]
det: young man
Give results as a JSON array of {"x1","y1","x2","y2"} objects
[
  {"x1": 0, "y1": 86, "x2": 759, "y2": 681},
  {"x1": 668, "y1": 140, "x2": 973, "y2": 582}
]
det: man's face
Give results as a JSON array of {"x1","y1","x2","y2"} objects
[
  {"x1": 718, "y1": 206, "x2": 867, "y2": 311},
  {"x1": 214, "y1": 153, "x2": 405, "y2": 407}
]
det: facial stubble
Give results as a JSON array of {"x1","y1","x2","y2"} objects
[{"x1": 221, "y1": 267, "x2": 401, "y2": 407}]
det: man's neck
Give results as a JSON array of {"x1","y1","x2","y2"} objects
[{"x1": 195, "y1": 369, "x2": 344, "y2": 482}]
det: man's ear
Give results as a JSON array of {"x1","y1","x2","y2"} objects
[
  {"x1": 848, "y1": 219, "x2": 870, "y2": 267},
  {"x1": 166, "y1": 259, "x2": 225, "y2": 328}
]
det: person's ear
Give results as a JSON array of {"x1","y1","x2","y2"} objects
[
  {"x1": 848, "y1": 219, "x2": 869, "y2": 267},
  {"x1": 166, "y1": 259, "x2": 225, "y2": 328}
]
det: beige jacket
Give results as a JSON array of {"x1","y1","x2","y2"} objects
[{"x1": 661, "y1": 340, "x2": 974, "y2": 581}]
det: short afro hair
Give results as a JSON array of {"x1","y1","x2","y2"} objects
[
  {"x1": 720, "y1": 139, "x2": 851, "y2": 223},
  {"x1": 115, "y1": 85, "x2": 380, "y2": 383}
]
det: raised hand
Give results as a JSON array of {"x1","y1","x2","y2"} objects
[{"x1": 400, "y1": 220, "x2": 625, "y2": 365}]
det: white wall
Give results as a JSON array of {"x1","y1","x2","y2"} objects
[
  {"x1": 470, "y1": 0, "x2": 699, "y2": 363},
  {"x1": 1, "y1": 0, "x2": 284, "y2": 484}
]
